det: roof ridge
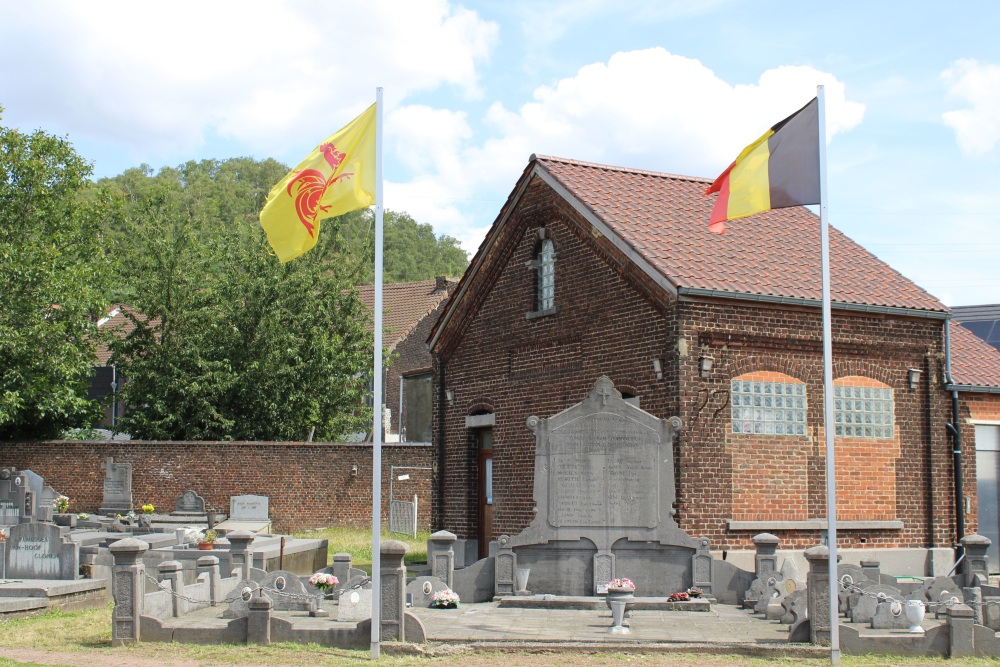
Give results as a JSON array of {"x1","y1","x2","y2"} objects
[{"x1": 532, "y1": 154, "x2": 714, "y2": 184}]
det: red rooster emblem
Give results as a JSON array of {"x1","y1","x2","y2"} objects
[{"x1": 286, "y1": 143, "x2": 354, "y2": 237}]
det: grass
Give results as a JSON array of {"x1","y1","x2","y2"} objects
[
  {"x1": 291, "y1": 526, "x2": 430, "y2": 572},
  {"x1": 5, "y1": 607, "x2": 1000, "y2": 666}
]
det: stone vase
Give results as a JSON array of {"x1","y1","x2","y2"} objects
[
  {"x1": 310, "y1": 588, "x2": 330, "y2": 617},
  {"x1": 606, "y1": 587, "x2": 636, "y2": 617},
  {"x1": 904, "y1": 600, "x2": 925, "y2": 633},
  {"x1": 608, "y1": 600, "x2": 630, "y2": 634},
  {"x1": 516, "y1": 568, "x2": 530, "y2": 593}
]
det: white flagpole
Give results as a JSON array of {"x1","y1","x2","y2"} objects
[
  {"x1": 817, "y1": 84, "x2": 840, "y2": 665},
  {"x1": 370, "y1": 86, "x2": 384, "y2": 660}
]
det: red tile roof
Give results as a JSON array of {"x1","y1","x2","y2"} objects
[
  {"x1": 94, "y1": 305, "x2": 143, "y2": 365},
  {"x1": 358, "y1": 278, "x2": 452, "y2": 351},
  {"x1": 950, "y1": 321, "x2": 1000, "y2": 389},
  {"x1": 535, "y1": 156, "x2": 946, "y2": 313}
]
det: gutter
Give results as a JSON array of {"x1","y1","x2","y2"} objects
[
  {"x1": 678, "y1": 287, "x2": 950, "y2": 320},
  {"x1": 943, "y1": 320, "x2": 966, "y2": 559}
]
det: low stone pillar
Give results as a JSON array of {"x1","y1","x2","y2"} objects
[
  {"x1": 961, "y1": 534, "x2": 991, "y2": 587},
  {"x1": 805, "y1": 544, "x2": 831, "y2": 646},
  {"x1": 332, "y1": 552, "x2": 353, "y2": 584},
  {"x1": 692, "y1": 537, "x2": 713, "y2": 597},
  {"x1": 754, "y1": 533, "x2": 780, "y2": 579},
  {"x1": 494, "y1": 534, "x2": 516, "y2": 598},
  {"x1": 227, "y1": 530, "x2": 255, "y2": 580},
  {"x1": 80, "y1": 545, "x2": 99, "y2": 579},
  {"x1": 157, "y1": 560, "x2": 184, "y2": 617},
  {"x1": 380, "y1": 540, "x2": 408, "y2": 641},
  {"x1": 964, "y1": 586, "x2": 983, "y2": 626},
  {"x1": 429, "y1": 530, "x2": 457, "y2": 588},
  {"x1": 198, "y1": 555, "x2": 222, "y2": 605},
  {"x1": 109, "y1": 538, "x2": 149, "y2": 646},
  {"x1": 948, "y1": 603, "x2": 976, "y2": 657},
  {"x1": 861, "y1": 558, "x2": 880, "y2": 584},
  {"x1": 247, "y1": 592, "x2": 273, "y2": 645}
]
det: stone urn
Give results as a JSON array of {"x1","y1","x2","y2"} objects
[
  {"x1": 606, "y1": 586, "x2": 636, "y2": 616},
  {"x1": 904, "y1": 599, "x2": 925, "y2": 633}
]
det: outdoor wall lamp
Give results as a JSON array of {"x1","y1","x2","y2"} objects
[
  {"x1": 699, "y1": 355, "x2": 714, "y2": 378},
  {"x1": 652, "y1": 358, "x2": 663, "y2": 380},
  {"x1": 908, "y1": 368, "x2": 922, "y2": 390},
  {"x1": 350, "y1": 463, "x2": 359, "y2": 478},
  {"x1": 446, "y1": 388, "x2": 455, "y2": 404}
]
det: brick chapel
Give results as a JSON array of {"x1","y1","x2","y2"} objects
[{"x1": 427, "y1": 154, "x2": 1000, "y2": 569}]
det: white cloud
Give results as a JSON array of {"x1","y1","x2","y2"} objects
[
  {"x1": 0, "y1": 0, "x2": 498, "y2": 159},
  {"x1": 942, "y1": 59, "x2": 1000, "y2": 157},
  {"x1": 390, "y1": 48, "x2": 864, "y2": 254}
]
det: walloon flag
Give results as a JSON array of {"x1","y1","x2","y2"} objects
[{"x1": 705, "y1": 97, "x2": 820, "y2": 233}]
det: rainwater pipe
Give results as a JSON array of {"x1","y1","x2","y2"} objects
[{"x1": 943, "y1": 319, "x2": 966, "y2": 560}]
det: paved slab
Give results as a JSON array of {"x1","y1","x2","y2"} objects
[{"x1": 410, "y1": 601, "x2": 792, "y2": 644}]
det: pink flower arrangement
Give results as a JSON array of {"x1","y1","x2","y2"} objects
[
  {"x1": 608, "y1": 578, "x2": 635, "y2": 590},
  {"x1": 430, "y1": 589, "x2": 460, "y2": 608},
  {"x1": 308, "y1": 573, "x2": 339, "y2": 591}
]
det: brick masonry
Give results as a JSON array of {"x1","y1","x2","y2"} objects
[
  {"x1": 0, "y1": 441, "x2": 431, "y2": 533},
  {"x1": 431, "y1": 175, "x2": 969, "y2": 552}
]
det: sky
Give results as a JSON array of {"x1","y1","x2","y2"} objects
[{"x1": 2, "y1": 0, "x2": 999, "y2": 306}]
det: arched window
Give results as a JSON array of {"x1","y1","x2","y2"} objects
[
  {"x1": 537, "y1": 238, "x2": 555, "y2": 312},
  {"x1": 833, "y1": 377, "x2": 894, "y2": 438}
]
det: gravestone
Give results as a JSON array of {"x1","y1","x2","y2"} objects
[
  {"x1": 0, "y1": 469, "x2": 27, "y2": 526},
  {"x1": 214, "y1": 495, "x2": 271, "y2": 533},
  {"x1": 3, "y1": 522, "x2": 79, "y2": 580},
  {"x1": 173, "y1": 490, "x2": 206, "y2": 516},
  {"x1": 99, "y1": 458, "x2": 133, "y2": 516},
  {"x1": 511, "y1": 376, "x2": 697, "y2": 596},
  {"x1": 338, "y1": 587, "x2": 373, "y2": 622},
  {"x1": 406, "y1": 575, "x2": 451, "y2": 608}
]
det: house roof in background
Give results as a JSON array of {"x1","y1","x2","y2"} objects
[
  {"x1": 94, "y1": 305, "x2": 142, "y2": 365},
  {"x1": 952, "y1": 304, "x2": 1000, "y2": 354},
  {"x1": 949, "y1": 321, "x2": 1000, "y2": 390},
  {"x1": 358, "y1": 278, "x2": 452, "y2": 351},
  {"x1": 534, "y1": 155, "x2": 947, "y2": 313}
]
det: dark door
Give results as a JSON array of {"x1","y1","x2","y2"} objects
[{"x1": 477, "y1": 429, "x2": 494, "y2": 559}]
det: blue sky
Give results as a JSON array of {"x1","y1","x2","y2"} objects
[{"x1": 2, "y1": 0, "x2": 998, "y2": 306}]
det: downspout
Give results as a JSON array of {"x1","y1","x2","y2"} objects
[
  {"x1": 435, "y1": 359, "x2": 447, "y2": 532},
  {"x1": 944, "y1": 320, "x2": 966, "y2": 558}
]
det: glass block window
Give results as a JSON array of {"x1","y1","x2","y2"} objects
[
  {"x1": 731, "y1": 380, "x2": 807, "y2": 435},
  {"x1": 537, "y1": 239, "x2": 555, "y2": 311},
  {"x1": 834, "y1": 385, "x2": 894, "y2": 438}
]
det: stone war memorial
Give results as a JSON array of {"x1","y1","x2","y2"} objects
[{"x1": 510, "y1": 376, "x2": 701, "y2": 596}]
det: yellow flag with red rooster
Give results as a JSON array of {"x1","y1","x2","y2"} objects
[{"x1": 260, "y1": 104, "x2": 377, "y2": 262}]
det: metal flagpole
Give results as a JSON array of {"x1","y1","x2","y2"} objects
[
  {"x1": 817, "y1": 84, "x2": 840, "y2": 665},
  {"x1": 370, "y1": 86, "x2": 384, "y2": 661}
]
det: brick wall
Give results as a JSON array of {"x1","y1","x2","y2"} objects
[
  {"x1": 432, "y1": 174, "x2": 962, "y2": 553},
  {"x1": 0, "y1": 441, "x2": 432, "y2": 533}
]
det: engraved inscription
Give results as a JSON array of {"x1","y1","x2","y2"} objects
[
  {"x1": 104, "y1": 481, "x2": 125, "y2": 496},
  {"x1": 548, "y1": 414, "x2": 659, "y2": 528}
]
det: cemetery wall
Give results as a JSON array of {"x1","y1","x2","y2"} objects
[
  {"x1": 0, "y1": 441, "x2": 431, "y2": 533},
  {"x1": 431, "y1": 174, "x2": 963, "y2": 555}
]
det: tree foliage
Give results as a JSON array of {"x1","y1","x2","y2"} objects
[
  {"x1": 0, "y1": 111, "x2": 113, "y2": 440},
  {"x1": 336, "y1": 208, "x2": 469, "y2": 284},
  {"x1": 104, "y1": 158, "x2": 374, "y2": 441}
]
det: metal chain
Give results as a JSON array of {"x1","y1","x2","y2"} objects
[
  {"x1": 838, "y1": 578, "x2": 1000, "y2": 611},
  {"x1": 142, "y1": 572, "x2": 246, "y2": 605},
  {"x1": 141, "y1": 573, "x2": 372, "y2": 606}
]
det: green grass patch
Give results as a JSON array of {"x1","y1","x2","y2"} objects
[{"x1": 292, "y1": 525, "x2": 430, "y2": 572}]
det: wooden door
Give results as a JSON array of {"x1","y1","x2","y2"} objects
[{"x1": 477, "y1": 429, "x2": 494, "y2": 559}]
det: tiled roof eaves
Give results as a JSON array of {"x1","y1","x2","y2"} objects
[
  {"x1": 678, "y1": 287, "x2": 951, "y2": 319},
  {"x1": 532, "y1": 162, "x2": 681, "y2": 297},
  {"x1": 946, "y1": 384, "x2": 1000, "y2": 394}
]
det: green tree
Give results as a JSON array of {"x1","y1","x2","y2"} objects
[
  {"x1": 337, "y1": 208, "x2": 469, "y2": 284},
  {"x1": 105, "y1": 158, "x2": 374, "y2": 441},
  {"x1": 0, "y1": 110, "x2": 113, "y2": 440}
]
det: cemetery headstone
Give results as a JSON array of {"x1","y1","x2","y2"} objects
[
  {"x1": 338, "y1": 587, "x2": 373, "y2": 622},
  {"x1": 511, "y1": 376, "x2": 697, "y2": 596},
  {"x1": 3, "y1": 522, "x2": 79, "y2": 580},
  {"x1": 231, "y1": 495, "x2": 269, "y2": 520},
  {"x1": 173, "y1": 490, "x2": 206, "y2": 516},
  {"x1": 99, "y1": 458, "x2": 133, "y2": 516},
  {"x1": 406, "y1": 575, "x2": 451, "y2": 608},
  {"x1": 0, "y1": 469, "x2": 27, "y2": 526}
]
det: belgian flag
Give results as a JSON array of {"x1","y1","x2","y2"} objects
[{"x1": 705, "y1": 97, "x2": 820, "y2": 233}]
